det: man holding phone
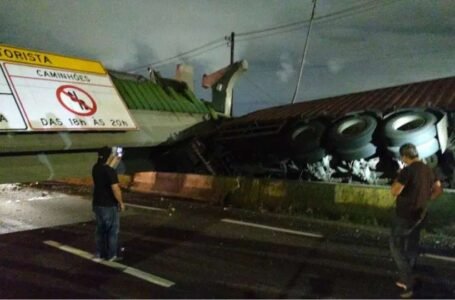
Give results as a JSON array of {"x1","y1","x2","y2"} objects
[
  {"x1": 92, "y1": 146, "x2": 125, "y2": 262},
  {"x1": 390, "y1": 143, "x2": 443, "y2": 298}
]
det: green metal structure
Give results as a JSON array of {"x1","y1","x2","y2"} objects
[{"x1": 110, "y1": 71, "x2": 210, "y2": 114}]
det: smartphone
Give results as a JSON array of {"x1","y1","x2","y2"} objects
[{"x1": 112, "y1": 146, "x2": 123, "y2": 157}]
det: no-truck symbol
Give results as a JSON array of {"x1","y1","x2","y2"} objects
[{"x1": 56, "y1": 85, "x2": 97, "y2": 116}]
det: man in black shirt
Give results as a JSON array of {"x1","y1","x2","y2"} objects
[
  {"x1": 92, "y1": 146, "x2": 125, "y2": 261},
  {"x1": 390, "y1": 143, "x2": 443, "y2": 298}
]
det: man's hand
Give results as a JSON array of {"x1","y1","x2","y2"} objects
[
  {"x1": 111, "y1": 183, "x2": 125, "y2": 212},
  {"x1": 430, "y1": 180, "x2": 443, "y2": 201},
  {"x1": 391, "y1": 180, "x2": 404, "y2": 197}
]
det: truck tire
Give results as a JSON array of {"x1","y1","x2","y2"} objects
[
  {"x1": 383, "y1": 111, "x2": 437, "y2": 146},
  {"x1": 337, "y1": 143, "x2": 377, "y2": 161},
  {"x1": 329, "y1": 115, "x2": 377, "y2": 148},
  {"x1": 291, "y1": 120, "x2": 326, "y2": 153},
  {"x1": 387, "y1": 137, "x2": 439, "y2": 159}
]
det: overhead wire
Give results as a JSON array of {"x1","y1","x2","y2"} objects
[
  {"x1": 125, "y1": 0, "x2": 401, "y2": 73},
  {"x1": 236, "y1": 24, "x2": 307, "y2": 44},
  {"x1": 236, "y1": 18, "x2": 310, "y2": 38},
  {"x1": 235, "y1": 0, "x2": 380, "y2": 38},
  {"x1": 235, "y1": 0, "x2": 400, "y2": 43},
  {"x1": 315, "y1": 0, "x2": 400, "y2": 24},
  {"x1": 126, "y1": 37, "x2": 225, "y2": 72},
  {"x1": 151, "y1": 42, "x2": 227, "y2": 68}
]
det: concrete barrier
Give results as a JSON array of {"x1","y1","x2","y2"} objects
[
  {"x1": 130, "y1": 171, "x2": 454, "y2": 232},
  {"x1": 131, "y1": 172, "x2": 235, "y2": 203},
  {"x1": 60, "y1": 175, "x2": 131, "y2": 189}
]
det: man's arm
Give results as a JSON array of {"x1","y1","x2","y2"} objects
[
  {"x1": 111, "y1": 183, "x2": 125, "y2": 211},
  {"x1": 430, "y1": 180, "x2": 443, "y2": 201},
  {"x1": 391, "y1": 180, "x2": 405, "y2": 197}
]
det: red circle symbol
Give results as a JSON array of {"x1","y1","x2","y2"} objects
[{"x1": 56, "y1": 85, "x2": 97, "y2": 116}]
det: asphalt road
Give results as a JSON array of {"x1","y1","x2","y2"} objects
[{"x1": 0, "y1": 183, "x2": 454, "y2": 298}]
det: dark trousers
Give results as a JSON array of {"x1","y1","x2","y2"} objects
[
  {"x1": 93, "y1": 206, "x2": 119, "y2": 259},
  {"x1": 389, "y1": 214, "x2": 425, "y2": 289}
]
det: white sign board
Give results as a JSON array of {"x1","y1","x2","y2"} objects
[
  {"x1": 0, "y1": 65, "x2": 27, "y2": 130},
  {"x1": 3, "y1": 62, "x2": 137, "y2": 131}
]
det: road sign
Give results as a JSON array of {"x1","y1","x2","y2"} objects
[
  {"x1": 3, "y1": 62, "x2": 137, "y2": 131},
  {"x1": 0, "y1": 65, "x2": 27, "y2": 130},
  {"x1": 0, "y1": 44, "x2": 105, "y2": 74},
  {"x1": 56, "y1": 85, "x2": 98, "y2": 116}
]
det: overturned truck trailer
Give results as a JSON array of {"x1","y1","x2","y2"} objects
[{"x1": 155, "y1": 75, "x2": 455, "y2": 188}]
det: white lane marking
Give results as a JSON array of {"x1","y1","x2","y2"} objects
[
  {"x1": 27, "y1": 196, "x2": 52, "y2": 201},
  {"x1": 43, "y1": 240, "x2": 175, "y2": 288},
  {"x1": 423, "y1": 253, "x2": 455, "y2": 263},
  {"x1": 125, "y1": 203, "x2": 167, "y2": 212},
  {"x1": 221, "y1": 218, "x2": 324, "y2": 239}
]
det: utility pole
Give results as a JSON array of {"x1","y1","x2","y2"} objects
[
  {"x1": 291, "y1": 0, "x2": 317, "y2": 104},
  {"x1": 230, "y1": 32, "x2": 235, "y2": 66},
  {"x1": 226, "y1": 32, "x2": 235, "y2": 116}
]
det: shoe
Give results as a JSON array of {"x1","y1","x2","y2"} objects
[
  {"x1": 107, "y1": 256, "x2": 123, "y2": 262},
  {"x1": 395, "y1": 281, "x2": 413, "y2": 299},
  {"x1": 395, "y1": 281, "x2": 407, "y2": 290},
  {"x1": 92, "y1": 256, "x2": 103, "y2": 263},
  {"x1": 400, "y1": 289, "x2": 413, "y2": 299}
]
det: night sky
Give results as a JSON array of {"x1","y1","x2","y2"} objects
[{"x1": 0, "y1": 0, "x2": 453, "y2": 116}]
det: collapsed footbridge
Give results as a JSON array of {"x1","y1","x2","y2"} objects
[
  {"x1": 0, "y1": 44, "x2": 214, "y2": 183},
  {"x1": 1, "y1": 44, "x2": 454, "y2": 189}
]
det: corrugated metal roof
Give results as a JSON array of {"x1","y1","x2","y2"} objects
[
  {"x1": 226, "y1": 76, "x2": 455, "y2": 127},
  {"x1": 109, "y1": 71, "x2": 210, "y2": 114}
]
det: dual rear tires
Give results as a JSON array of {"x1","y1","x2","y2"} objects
[
  {"x1": 383, "y1": 110, "x2": 439, "y2": 158},
  {"x1": 290, "y1": 109, "x2": 442, "y2": 162},
  {"x1": 329, "y1": 114, "x2": 378, "y2": 160}
]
